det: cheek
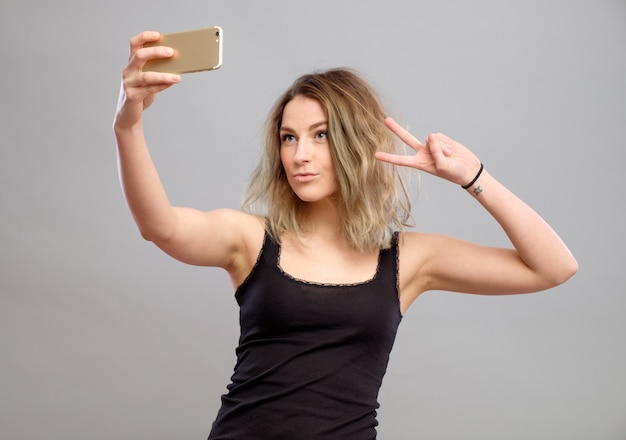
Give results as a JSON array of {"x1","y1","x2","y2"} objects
[
  {"x1": 279, "y1": 148, "x2": 289, "y2": 167},
  {"x1": 279, "y1": 150, "x2": 293, "y2": 183},
  {"x1": 325, "y1": 151, "x2": 337, "y2": 174}
]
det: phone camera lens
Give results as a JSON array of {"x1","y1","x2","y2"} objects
[{"x1": 215, "y1": 31, "x2": 220, "y2": 37}]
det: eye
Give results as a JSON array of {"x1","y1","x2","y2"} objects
[
  {"x1": 281, "y1": 134, "x2": 296, "y2": 143},
  {"x1": 316, "y1": 131, "x2": 328, "y2": 140}
]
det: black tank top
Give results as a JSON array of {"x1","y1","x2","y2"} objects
[{"x1": 208, "y1": 232, "x2": 402, "y2": 440}]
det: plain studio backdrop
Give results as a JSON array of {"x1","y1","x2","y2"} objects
[{"x1": 1, "y1": 1, "x2": 625, "y2": 439}]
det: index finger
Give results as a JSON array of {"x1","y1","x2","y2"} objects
[
  {"x1": 128, "y1": 31, "x2": 161, "y2": 60},
  {"x1": 384, "y1": 117, "x2": 425, "y2": 151}
]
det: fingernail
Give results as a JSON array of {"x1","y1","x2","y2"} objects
[{"x1": 165, "y1": 47, "x2": 173, "y2": 55}]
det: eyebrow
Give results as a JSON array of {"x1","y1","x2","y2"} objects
[{"x1": 279, "y1": 121, "x2": 328, "y2": 133}]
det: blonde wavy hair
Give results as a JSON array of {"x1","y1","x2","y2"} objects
[{"x1": 242, "y1": 68, "x2": 412, "y2": 251}]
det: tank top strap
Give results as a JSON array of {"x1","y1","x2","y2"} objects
[
  {"x1": 377, "y1": 231, "x2": 400, "y2": 292},
  {"x1": 259, "y1": 229, "x2": 280, "y2": 266}
]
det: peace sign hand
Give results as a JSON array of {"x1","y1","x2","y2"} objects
[{"x1": 375, "y1": 117, "x2": 482, "y2": 187}]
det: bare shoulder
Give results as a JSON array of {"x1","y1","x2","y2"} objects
[
  {"x1": 208, "y1": 208, "x2": 264, "y2": 234},
  {"x1": 208, "y1": 208, "x2": 265, "y2": 257},
  {"x1": 399, "y1": 230, "x2": 469, "y2": 258},
  {"x1": 396, "y1": 231, "x2": 450, "y2": 312},
  {"x1": 397, "y1": 230, "x2": 440, "y2": 262},
  {"x1": 154, "y1": 207, "x2": 265, "y2": 273},
  {"x1": 211, "y1": 209, "x2": 265, "y2": 287},
  {"x1": 396, "y1": 231, "x2": 431, "y2": 287},
  {"x1": 235, "y1": 210, "x2": 266, "y2": 258}
]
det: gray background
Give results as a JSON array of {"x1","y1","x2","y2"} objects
[{"x1": 1, "y1": 1, "x2": 625, "y2": 439}]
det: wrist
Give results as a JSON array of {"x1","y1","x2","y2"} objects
[
  {"x1": 113, "y1": 112, "x2": 143, "y2": 134},
  {"x1": 461, "y1": 162, "x2": 484, "y2": 189}
]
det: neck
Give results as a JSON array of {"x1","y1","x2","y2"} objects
[{"x1": 298, "y1": 199, "x2": 346, "y2": 245}]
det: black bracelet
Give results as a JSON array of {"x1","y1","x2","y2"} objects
[{"x1": 461, "y1": 163, "x2": 484, "y2": 189}]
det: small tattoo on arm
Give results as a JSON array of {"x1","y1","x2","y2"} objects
[{"x1": 473, "y1": 185, "x2": 483, "y2": 196}]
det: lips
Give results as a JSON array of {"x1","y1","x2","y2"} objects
[{"x1": 293, "y1": 172, "x2": 318, "y2": 183}]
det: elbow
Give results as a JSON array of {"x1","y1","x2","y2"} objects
[
  {"x1": 133, "y1": 213, "x2": 180, "y2": 245},
  {"x1": 568, "y1": 256, "x2": 579, "y2": 278},
  {"x1": 137, "y1": 224, "x2": 170, "y2": 244},
  {"x1": 561, "y1": 253, "x2": 579, "y2": 283},
  {"x1": 545, "y1": 255, "x2": 579, "y2": 288},
  {"x1": 139, "y1": 228, "x2": 156, "y2": 242}
]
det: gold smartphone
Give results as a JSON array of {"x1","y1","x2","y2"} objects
[{"x1": 143, "y1": 26, "x2": 223, "y2": 74}]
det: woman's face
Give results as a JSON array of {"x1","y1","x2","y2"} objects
[{"x1": 279, "y1": 96, "x2": 339, "y2": 203}]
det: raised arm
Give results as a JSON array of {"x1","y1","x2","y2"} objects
[
  {"x1": 376, "y1": 118, "x2": 578, "y2": 307},
  {"x1": 113, "y1": 32, "x2": 262, "y2": 279}
]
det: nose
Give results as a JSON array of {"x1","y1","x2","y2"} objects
[{"x1": 293, "y1": 140, "x2": 312, "y2": 163}]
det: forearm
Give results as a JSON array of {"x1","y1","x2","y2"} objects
[
  {"x1": 466, "y1": 169, "x2": 578, "y2": 285},
  {"x1": 114, "y1": 121, "x2": 178, "y2": 241}
]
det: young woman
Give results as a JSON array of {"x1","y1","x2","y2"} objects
[{"x1": 114, "y1": 31, "x2": 578, "y2": 439}]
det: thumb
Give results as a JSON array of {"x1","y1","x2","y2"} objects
[{"x1": 426, "y1": 133, "x2": 452, "y2": 163}]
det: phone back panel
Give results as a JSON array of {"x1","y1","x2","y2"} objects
[{"x1": 143, "y1": 26, "x2": 222, "y2": 74}]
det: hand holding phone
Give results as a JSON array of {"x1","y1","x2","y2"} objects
[{"x1": 142, "y1": 26, "x2": 223, "y2": 74}]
